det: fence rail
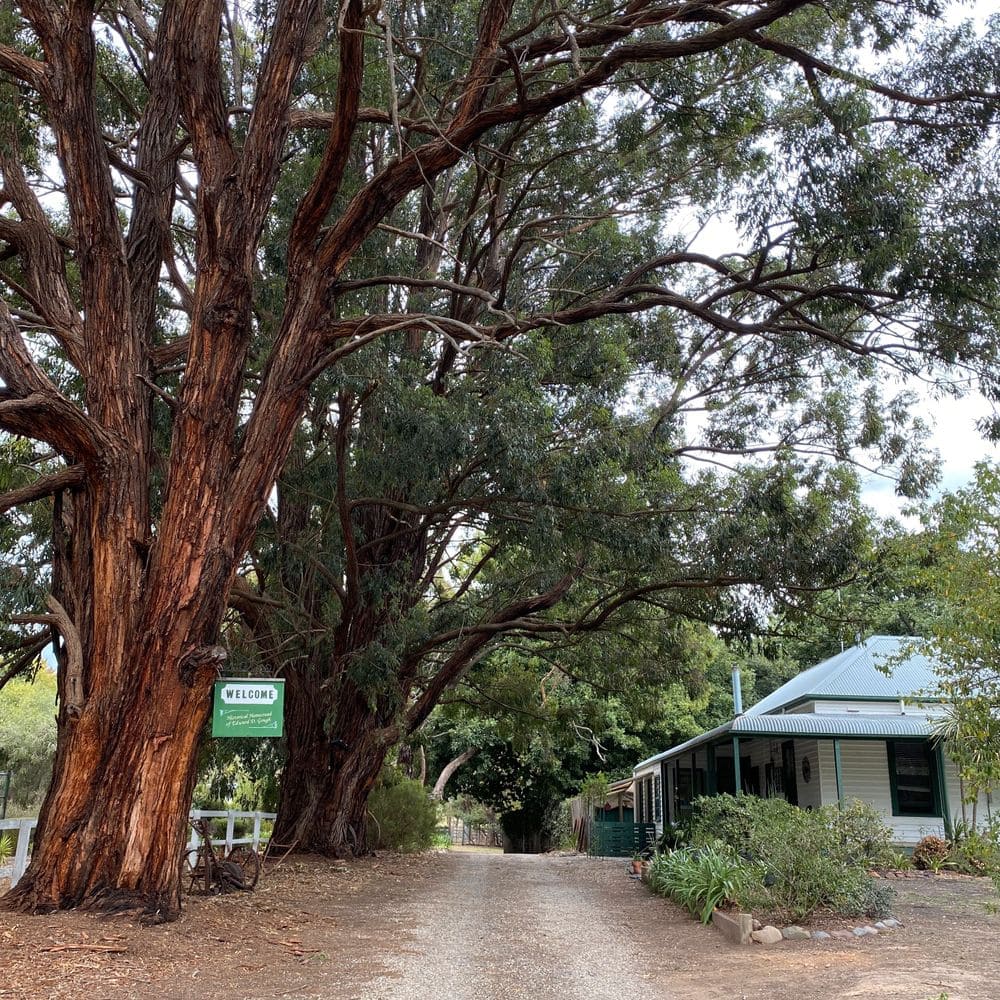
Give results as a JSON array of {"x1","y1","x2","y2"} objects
[
  {"x1": 1, "y1": 810, "x2": 277, "y2": 889},
  {"x1": 587, "y1": 820, "x2": 657, "y2": 858}
]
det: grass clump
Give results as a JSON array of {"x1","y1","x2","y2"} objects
[{"x1": 648, "y1": 843, "x2": 753, "y2": 924}]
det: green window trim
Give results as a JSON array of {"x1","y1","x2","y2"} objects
[{"x1": 887, "y1": 740, "x2": 942, "y2": 818}]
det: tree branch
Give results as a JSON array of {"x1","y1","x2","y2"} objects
[
  {"x1": 0, "y1": 301, "x2": 111, "y2": 462},
  {"x1": 288, "y1": 0, "x2": 365, "y2": 261},
  {"x1": 0, "y1": 465, "x2": 85, "y2": 516},
  {"x1": 0, "y1": 42, "x2": 47, "y2": 89}
]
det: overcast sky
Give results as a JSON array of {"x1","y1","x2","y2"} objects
[{"x1": 861, "y1": 390, "x2": 1000, "y2": 522}]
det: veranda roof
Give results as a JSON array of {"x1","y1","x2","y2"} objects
[{"x1": 634, "y1": 712, "x2": 936, "y2": 772}]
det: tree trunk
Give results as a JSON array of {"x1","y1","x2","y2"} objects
[
  {"x1": 271, "y1": 679, "x2": 392, "y2": 855},
  {"x1": 1, "y1": 437, "x2": 245, "y2": 919},
  {"x1": 432, "y1": 747, "x2": 478, "y2": 800},
  {"x1": 4, "y1": 647, "x2": 217, "y2": 920}
]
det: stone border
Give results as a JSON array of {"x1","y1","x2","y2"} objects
[
  {"x1": 707, "y1": 909, "x2": 903, "y2": 946},
  {"x1": 747, "y1": 917, "x2": 902, "y2": 945}
]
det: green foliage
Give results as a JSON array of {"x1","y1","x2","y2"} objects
[
  {"x1": 0, "y1": 669, "x2": 57, "y2": 813},
  {"x1": 549, "y1": 800, "x2": 576, "y2": 853},
  {"x1": 901, "y1": 465, "x2": 1000, "y2": 812},
  {"x1": 648, "y1": 843, "x2": 754, "y2": 924},
  {"x1": 657, "y1": 820, "x2": 692, "y2": 853},
  {"x1": 578, "y1": 773, "x2": 609, "y2": 811},
  {"x1": 946, "y1": 825, "x2": 1000, "y2": 877},
  {"x1": 366, "y1": 772, "x2": 440, "y2": 853},
  {"x1": 828, "y1": 798, "x2": 897, "y2": 869},
  {"x1": 192, "y1": 738, "x2": 281, "y2": 813},
  {"x1": 0, "y1": 832, "x2": 12, "y2": 866},
  {"x1": 687, "y1": 795, "x2": 895, "y2": 921}
]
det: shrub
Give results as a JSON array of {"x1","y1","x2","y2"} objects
[
  {"x1": 649, "y1": 843, "x2": 753, "y2": 924},
  {"x1": 0, "y1": 832, "x2": 12, "y2": 866},
  {"x1": 840, "y1": 877, "x2": 896, "y2": 920},
  {"x1": 947, "y1": 823, "x2": 1000, "y2": 876},
  {"x1": 912, "y1": 835, "x2": 951, "y2": 871},
  {"x1": 686, "y1": 794, "x2": 895, "y2": 922},
  {"x1": 829, "y1": 799, "x2": 896, "y2": 869},
  {"x1": 366, "y1": 775, "x2": 440, "y2": 852},
  {"x1": 657, "y1": 819, "x2": 692, "y2": 853}
]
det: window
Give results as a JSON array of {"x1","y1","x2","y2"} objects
[
  {"x1": 888, "y1": 741, "x2": 940, "y2": 817},
  {"x1": 676, "y1": 765, "x2": 693, "y2": 815}
]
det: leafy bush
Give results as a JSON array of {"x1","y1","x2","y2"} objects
[
  {"x1": 913, "y1": 835, "x2": 951, "y2": 871},
  {"x1": 657, "y1": 819, "x2": 692, "y2": 853},
  {"x1": 366, "y1": 774, "x2": 440, "y2": 852},
  {"x1": 687, "y1": 794, "x2": 895, "y2": 922},
  {"x1": 840, "y1": 876, "x2": 896, "y2": 920},
  {"x1": 945, "y1": 819, "x2": 1000, "y2": 876},
  {"x1": 648, "y1": 843, "x2": 753, "y2": 924},
  {"x1": 829, "y1": 799, "x2": 896, "y2": 869},
  {"x1": 0, "y1": 832, "x2": 12, "y2": 866}
]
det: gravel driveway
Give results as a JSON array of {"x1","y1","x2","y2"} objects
[
  {"x1": 4, "y1": 849, "x2": 1000, "y2": 1000},
  {"x1": 359, "y1": 851, "x2": 667, "y2": 1000}
]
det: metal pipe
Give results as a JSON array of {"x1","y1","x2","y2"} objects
[{"x1": 731, "y1": 667, "x2": 744, "y2": 715}]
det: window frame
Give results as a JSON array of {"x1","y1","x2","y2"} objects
[{"x1": 887, "y1": 739, "x2": 942, "y2": 818}]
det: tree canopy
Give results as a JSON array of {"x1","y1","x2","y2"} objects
[{"x1": 0, "y1": 0, "x2": 998, "y2": 916}]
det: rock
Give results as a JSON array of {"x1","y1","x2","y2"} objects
[
  {"x1": 831, "y1": 930, "x2": 855, "y2": 940},
  {"x1": 752, "y1": 919, "x2": 762, "y2": 931},
  {"x1": 812, "y1": 931, "x2": 831, "y2": 941},
  {"x1": 751, "y1": 926, "x2": 784, "y2": 945},
  {"x1": 874, "y1": 921, "x2": 887, "y2": 930},
  {"x1": 781, "y1": 926, "x2": 812, "y2": 941},
  {"x1": 883, "y1": 917, "x2": 901, "y2": 928},
  {"x1": 852, "y1": 926, "x2": 878, "y2": 937}
]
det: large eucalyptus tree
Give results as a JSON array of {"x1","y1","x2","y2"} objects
[{"x1": 0, "y1": 0, "x2": 997, "y2": 918}]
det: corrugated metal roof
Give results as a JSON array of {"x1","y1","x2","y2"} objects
[
  {"x1": 635, "y1": 722, "x2": 733, "y2": 770},
  {"x1": 606, "y1": 777, "x2": 634, "y2": 794},
  {"x1": 634, "y1": 712, "x2": 936, "y2": 773},
  {"x1": 745, "y1": 636, "x2": 942, "y2": 716},
  {"x1": 633, "y1": 636, "x2": 945, "y2": 774},
  {"x1": 732, "y1": 713, "x2": 933, "y2": 738}
]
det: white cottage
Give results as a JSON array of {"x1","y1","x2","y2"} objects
[{"x1": 633, "y1": 636, "x2": 992, "y2": 847}]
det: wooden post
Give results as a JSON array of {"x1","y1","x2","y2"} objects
[
  {"x1": 732, "y1": 736, "x2": 742, "y2": 795},
  {"x1": 833, "y1": 738, "x2": 845, "y2": 808},
  {"x1": 11, "y1": 818, "x2": 34, "y2": 887},
  {"x1": 934, "y1": 741, "x2": 951, "y2": 830},
  {"x1": 707, "y1": 744, "x2": 718, "y2": 795}
]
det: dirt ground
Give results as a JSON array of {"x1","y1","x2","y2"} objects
[{"x1": 1, "y1": 850, "x2": 998, "y2": 1000}]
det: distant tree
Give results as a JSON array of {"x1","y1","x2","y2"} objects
[
  {"x1": 905, "y1": 464, "x2": 1000, "y2": 821},
  {"x1": 0, "y1": 668, "x2": 57, "y2": 812}
]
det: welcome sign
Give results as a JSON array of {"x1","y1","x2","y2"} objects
[{"x1": 212, "y1": 678, "x2": 285, "y2": 737}]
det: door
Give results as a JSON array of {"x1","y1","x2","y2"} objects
[{"x1": 781, "y1": 740, "x2": 798, "y2": 806}]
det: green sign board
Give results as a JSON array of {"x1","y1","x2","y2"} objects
[{"x1": 212, "y1": 679, "x2": 285, "y2": 737}]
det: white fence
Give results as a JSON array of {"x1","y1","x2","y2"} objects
[{"x1": 1, "y1": 810, "x2": 276, "y2": 889}]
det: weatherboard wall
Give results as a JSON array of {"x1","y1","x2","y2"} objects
[{"x1": 813, "y1": 740, "x2": 992, "y2": 845}]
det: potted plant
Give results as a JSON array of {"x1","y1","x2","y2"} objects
[{"x1": 630, "y1": 851, "x2": 644, "y2": 874}]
